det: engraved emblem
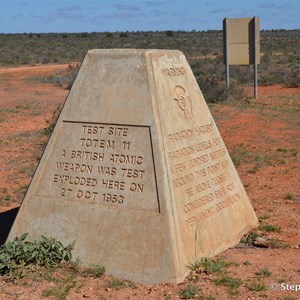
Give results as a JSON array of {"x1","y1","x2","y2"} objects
[{"x1": 173, "y1": 85, "x2": 193, "y2": 119}]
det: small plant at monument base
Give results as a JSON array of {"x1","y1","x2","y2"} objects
[
  {"x1": 188, "y1": 259, "x2": 203, "y2": 271},
  {"x1": 0, "y1": 233, "x2": 74, "y2": 279},
  {"x1": 259, "y1": 223, "x2": 281, "y2": 233},
  {"x1": 107, "y1": 277, "x2": 136, "y2": 290},
  {"x1": 199, "y1": 257, "x2": 233, "y2": 274},
  {"x1": 87, "y1": 263, "x2": 106, "y2": 277},
  {"x1": 178, "y1": 284, "x2": 198, "y2": 299},
  {"x1": 187, "y1": 257, "x2": 235, "y2": 282},
  {"x1": 41, "y1": 268, "x2": 77, "y2": 300},
  {"x1": 187, "y1": 260, "x2": 204, "y2": 281},
  {"x1": 64, "y1": 257, "x2": 82, "y2": 274}
]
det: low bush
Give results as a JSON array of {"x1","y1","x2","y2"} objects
[
  {"x1": 282, "y1": 67, "x2": 300, "y2": 87},
  {"x1": 190, "y1": 58, "x2": 246, "y2": 103},
  {"x1": 0, "y1": 233, "x2": 74, "y2": 278},
  {"x1": 47, "y1": 63, "x2": 80, "y2": 90},
  {"x1": 179, "y1": 284, "x2": 198, "y2": 299}
]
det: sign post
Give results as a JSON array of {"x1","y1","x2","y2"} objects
[
  {"x1": 224, "y1": 18, "x2": 230, "y2": 90},
  {"x1": 253, "y1": 17, "x2": 258, "y2": 99},
  {"x1": 223, "y1": 17, "x2": 260, "y2": 99}
]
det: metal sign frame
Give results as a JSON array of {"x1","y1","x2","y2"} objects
[{"x1": 223, "y1": 17, "x2": 260, "y2": 98}]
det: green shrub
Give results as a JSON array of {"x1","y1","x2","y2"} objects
[
  {"x1": 107, "y1": 277, "x2": 136, "y2": 290},
  {"x1": 166, "y1": 30, "x2": 174, "y2": 37},
  {"x1": 0, "y1": 233, "x2": 74, "y2": 278},
  {"x1": 282, "y1": 68, "x2": 300, "y2": 87},
  {"x1": 190, "y1": 58, "x2": 245, "y2": 103},
  {"x1": 188, "y1": 259, "x2": 202, "y2": 271},
  {"x1": 47, "y1": 63, "x2": 80, "y2": 90},
  {"x1": 179, "y1": 284, "x2": 198, "y2": 299},
  {"x1": 284, "y1": 193, "x2": 294, "y2": 200},
  {"x1": 259, "y1": 223, "x2": 281, "y2": 233},
  {"x1": 119, "y1": 32, "x2": 128, "y2": 38},
  {"x1": 230, "y1": 65, "x2": 253, "y2": 84},
  {"x1": 214, "y1": 275, "x2": 243, "y2": 295},
  {"x1": 256, "y1": 267, "x2": 271, "y2": 277},
  {"x1": 105, "y1": 32, "x2": 113, "y2": 38},
  {"x1": 87, "y1": 263, "x2": 106, "y2": 277},
  {"x1": 190, "y1": 257, "x2": 233, "y2": 274},
  {"x1": 240, "y1": 231, "x2": 260, "y2": 245},
  {"x1": 247, "y1": 282, "x2": 267, "y2": 291},
  {"x1": 199, "y1": 77, "x2": 227, "y2": 102}
]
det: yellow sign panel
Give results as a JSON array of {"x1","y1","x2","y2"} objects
[
  {"x1": 224, "y1": 17, "x2": 260, "y2": 65},
  {"x1": 226, "y1": 43, "x2": 260, "y2": 65}
]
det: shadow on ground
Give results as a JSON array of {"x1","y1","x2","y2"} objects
[{"x1": 0, "y1": 207, "x2": 19, "y2": 245}]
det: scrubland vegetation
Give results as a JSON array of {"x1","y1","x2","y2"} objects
[{"x1": 0, "y1": 30, "x2": 299, "y2": 102}]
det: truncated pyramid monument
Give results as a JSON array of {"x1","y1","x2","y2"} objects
[{"x1": 8, "y1": 49, "x2": 258, "y2": 284}]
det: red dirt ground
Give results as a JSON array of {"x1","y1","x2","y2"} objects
[{"x1": 0, "y1": 64, "x2": 299, "y2": 300}]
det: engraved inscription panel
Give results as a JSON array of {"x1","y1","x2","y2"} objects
[
  {"x1": 167, "y1": 123, "x2": 243, "y2": 228},
  {"x1": 34, "y1": 122, "x2": 159, "y2": 212},
  {"x1": 154, "y1": 55, "x2": 247, "y2": 229}
]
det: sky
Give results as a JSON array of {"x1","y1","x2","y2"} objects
[{"x1": 0, "y1": 0, "x2": 299, "y2": 33}]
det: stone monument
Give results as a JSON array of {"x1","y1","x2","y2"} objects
[{"x1": 8, "y1": 49, "x2": 258, "y2": 284}]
